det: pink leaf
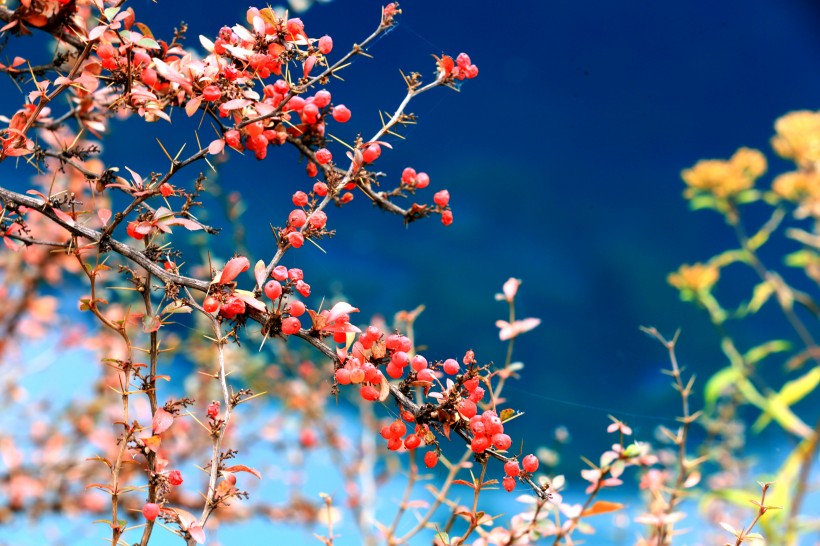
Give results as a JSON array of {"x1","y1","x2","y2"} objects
[
  {"x1": 88, "y1": 25, "x2": 108, "y2": 41},
  {"x1": 12, "y1": 57, "x2": 25, "y2": 68},
  {"x1": 208, "y1": 139, "x2": 225, "y2": 155},
  {"x1": 3, "y1": 236, "x2": 23, "y2": 252},
  {"x1": 326, "y1": 301, "x2": 359, "y2": 324},
  {"x1": 97, "y1": 208, "x2": 112, "y2": 226},
  {"x1": 185, "y1": 97, "x2": 202, "y2": 117},
  {"x1": 223, "y1": 464, "x2": 262, "y2": 479},
  {"x1": 188, "y1": 524, "x2": 206, "y2": 544},
  {"x1": 303, "y1": 55, "x2": 316, "y2": 78},
  {"x1": 152, "y1": 408, "x2": 174, "y2": 434},
  {"x1": 234, "y1": 290, "x2": 266, "y2": 312},
  {"x1": 221, "y1": 98, "x2": 251, "y2": 111},
  {"x1": 165, "y1": 217, "x2": 203, "y2": 231},
  {"x1": 52, "y1": 208, "x2": 75, "y2": 227},
  {"x1": 218, "y1": 256, "x2": 250, "y2": 284},
  {"x1": 253, "y1": 260, "x2": 266, "y2": 289}
]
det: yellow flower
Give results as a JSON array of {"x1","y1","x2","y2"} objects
[
  {"x1": 668, "y1": 263, "x2": 719, "y2": 294},
  {"x1": 772, "y1": 171, "x2": 820, "y2": 202},
  {"x1": 771, "y1": 110, "x2": 820, "y2": 167},
  {"x1": 681, "y1": 147, "x2": 765, "y2": 199}
]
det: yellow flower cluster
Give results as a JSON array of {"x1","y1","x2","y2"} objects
[
  {"x1": 667, "y1": 263, "x2": 720, "y2": 294},
  {"x1": 681, "y1": 147, "x2": 767, "y2": 199},
  {"x1": 771, "y1": 110, "x2": 820, "y2": 167},
  {"x1": 772, "y1": 171, "x2": 820, "y2": 202}
]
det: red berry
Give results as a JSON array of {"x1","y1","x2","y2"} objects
[
  {"x1": 315, "y1": 148, "x2": 332, "y2": 164},
  {"x1": 203, "y1": 295, "x2": 220, "y2": 313},
  {"x1": 313, "y1": 182, "x2": 328, "y2": 196},
  {"x1": 287, "y1": 231, "x2": 304, "y2": 248},
  {"x1": 401, "y1": 167, "x2": 416, "y2": 185},
  {"x1": 416, "y1": 368, "x2": 435, "y2": 382},
  {"x1": 433, "y1": 189, "x2": 450, "y2": 207},
  {"x1": 141, "y1": 67, "x2": 158, "y2": 87},
  {"x1": 332, "y1": 104, "x2": 351, "y2": 123},
  {"x1": 443, "y1": 358, "x2": 459, "y2": 375},
  {"x1": 386, "y1": 362, "x2": 403, "y2": 378},
  {"x1": 502, "y1": 476, "x2": 516, "y2": 493},
  {"x1": 301, "y1": 102, "x2": 320, "y2": 124},
  {"x1": 286, "y1": 18, "x2": 304, "y2": 37},
  {"x1": 318, "y1": 35, "x2": 333, "y2": 54},
  {"x1": 288, "y1": 300, "x2": 306, "y2": 317},
  {"x1": 441, "y1": 210, "x2": 454, "y2": 226},
  {"x1": 471, "y1": 435, "x2": 490, "y2": 453},
  {"x1": 264, "y1": 280, "x2": 283, "y2": 300},
  {"x1": 424, "y1": 451, "x2": 438, "y2": 468},
  {"x1": 308, "y1": 210, "x2": 327, "y2": 229},
  {"x1": 360, "y1": 385, "x2": 379, "y2": 402},
  {"x1": 97, "y1": 42, "x2": 116, "y2": 60},
  {"x1": 295, "y1": 280, "x2": 311, "y2": 297},
  {"x1": 159, "y1": 183, "x2": 174, "y2": 197},
  {"x1": 504, "y1": 460, "x2": 520, "y2": 477},
  {"x1": 201, "y1": 85, "x2": 222, "y2": 101},
  {"x1": 225, "y1": 129, "x2": 241, "y2": 148},
  {"x1": 522, "y1": 454, "x2": 539, "y2": 473},
  {"x1": 207, "y1": 401, "x2": 220, "y2": 419},
  {"x1": 411, "y1": 354, "x2": 428, "y2": 372},
  {"x1": 404, "y1": 433, "x2": 421, "y2": 450},
  {"x1": 288, "y1": 268, "x2": 304, "y2": 281},
  {"x1": 306, "y1": 162, "x2": 318, "y2": 177},
  {"x1": 167, "y1": 470, "x2": 183, "y2": 486},
  {"x1": 292, "y1": 191, "x2": 309, "y2": 207},
  {"x1": 273, "y1": 79, "x2": 289, "y2": 94},
  {"x1": 492, "y1": 433, "x2": 512, "y2": 450},
  {"x1": 389, "y1": 420, "x2": 406, "y2": 438},
  {"x1": 289, "y1": 209, "x2": 307, "y2": 227},
  {"x1": 362, "y1": 143, "x2": 381, "y2": 164},
  {"x1": 415, "y1": 172, "x2": 430, "y2": 189},
  {"x1": 391, "y1": 351, "x2": 409, "y2": 368},
  {"x1": 272, "y1": 265, "x2": 288, "y2": 281},
  {"x1": 281, "y1": 316, "x2": 301, "y2": 335},
  {"x1": 142, "y1": 502, "x2": 160, "y2": 521},
  {"x1": 458, "y1": 399, "x2": 477, "y2": 419},
  {"x1": 313, "y1": 89, "x2": 331, "y2": 108},
  {"x1": 335, "y1": 368, "x2": 351, "y2": 384},
  {"x1": 300, "y1": 428, "x2": 317, "y2": 448}
]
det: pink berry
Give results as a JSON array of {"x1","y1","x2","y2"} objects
[
  {"x1": 308, "y1": 210, "x2": 327, "y2": 229},
  {"x1": 289, "y1": 209, "x2": 307, "y2": 227},
  {"x1": 335, "y1": 368, "x2": 351, "y2": 384},
  {"x1": 362, "y1": 143, "x2": 381, "y2": 164},
  {"x1": 318, "y1": 35, "x2": 333, "y2": 54},
  {"x1": 332, "y1": 104, "x2": 351, "y2": 123},
  {"x1": 313, "y1": 182, "x2": 328, "y2": 196},
  {"x1": 522, "y1": 454, "x2": 539, "y2": 473},
  {"x1": 415, "y1": 172, "x2": 430, "y2": 189},
  {"x1": 201, "y1": 84, "x2": 222, "y2": 101},
  {"x1": 287, "y1": 231, "x2": 304, "y2": 248},
  {"x1": 401, "y1": 167, "x2": 416, "y2": 185},
  {"x1": 315, "y1": 148, "x2": 332, "y2": 164},
  {"x1": 492, "y1": 433, "x2": 512, "y2": 450},
  {"x1": 458, "y1": 399, "x2": 477, "y2": 419},
  {"x1": 288, "y1": 300, "x2": 306, "y2": 317},
  {"x1": 313, "y1": 89, "x2": 331, "y2": 108},
  {"x1": 360, "y1": 385, "x2": 379, "y2": 401},
  {"x1": 504, "y1": 460, "x2": 520, "y2": 477},
  {"x1": 273, "y1": 79, "x2": 289, "y2": 94},
  {"x1": 292, "y1": 191, "x2": 309, "y2": 207},
  {"x1": 272, "y1": 265, "x2": 288, "y2": 281},
  {"x1": 411, "y1": 354, "x2": 428, "y2": 372},
  {"x1": 281, "y1": 316, "x2": 301, "y2": 335},
  {"x1": 264, "y1": 280, "x2": 283, "y2": 300},
  {"x1": 443, "y1": 358, "x2": 459, "y2": 375},
  {"x1": 404, "y1": 433, "x2": 421, "y2": 450},
  {"x1": 295, "y1": 279, "x2": 311, "y2": 297},
  {"x1": 167, "y1": 470, "x2": 183, "y2": 486},
  {"x1": 433, "y1": 189, "x2": 450, "y2": 207},
  {"x1": 142, "y1": 502, "x2": 160, "y2": 521},
  {"x1": 471, "y1": 435, "x2": 490, "y2": 453}
]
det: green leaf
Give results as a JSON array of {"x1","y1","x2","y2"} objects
[
  {"x1": 689, "y1": 194, "x2": 717, "y2": 210},
  {"x1": 743, "y1": 281, "x2": 776, "y2": 315},
  {"x1": 136, "y1": 37, "x2": 160, "y2": 49},
  {"x1": 784, "y1": 249, "x2": 817, "y2": 268},
  {"x1": 704, "y1": 366, "x2": 740, "y2": 409},
  {"x1": 743, "y1": 340, "x2": 791, "y2": 365},
  {"x1": 777, "y1": 366, "x2": 820, "y2": 407},
  {"x1": 103, "y1": 6, "x2": 121, "y2": 21}
]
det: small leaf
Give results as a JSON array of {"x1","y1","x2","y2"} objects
[
  {"x1": 152, "y1": 408, "x2": 174, "y2": 434},
  {"x1": 223, "y1": 464, "x2": 262, "y2": 479}
]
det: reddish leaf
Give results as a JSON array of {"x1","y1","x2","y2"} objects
[
  {"x1": 223, "y1": 464, "x2": 262, "y2": 479},
  {"x1": 152, "y1": 408, "x2": 174, "y2": 434},
  {"x1": 218, "y1": 256, "x2": 250, "y2": 284},
  {"x1": 581, "y1": 500, "x2": 624, "y2": 517}
]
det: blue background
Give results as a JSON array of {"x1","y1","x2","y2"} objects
[{"x1": 3, "y1": 0, "x2": 820, "y2": 543}]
